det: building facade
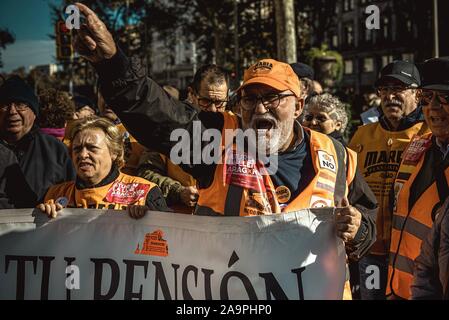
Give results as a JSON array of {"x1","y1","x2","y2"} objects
[{"x1": 312, "y1": 0, "x2": 448, "y2": 94}]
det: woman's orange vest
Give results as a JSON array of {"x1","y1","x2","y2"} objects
[
  {"x1": 196, "y1": 112, "x2": 358, "y2": 216},
  {"x1": 44, "y1": 172, "x2": 157, "y2": 210},
  {"x1": 387, "y1": 133, "x2": 449, "y2": 299}
]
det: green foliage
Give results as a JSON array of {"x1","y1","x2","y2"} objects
[{"x1": 305, "y1": 44, "x2": 343, "y2": 83}]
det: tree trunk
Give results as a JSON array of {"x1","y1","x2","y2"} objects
[{"x1": 274, "y1": 0, "x2": 297, "y2": 63}]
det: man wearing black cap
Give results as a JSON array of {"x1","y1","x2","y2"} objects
[
  {"x1": 290, "y1": 62, "x2": 322, "y2": 103},
  {"x1": 0, "y1": 76, "x2": 76, "y2": 207},
  {"x1": 349, "y1": 61, "x2": 430, "y2": 300},
  {"x1": 391, "y1": 57, "x2": 449, "y2": 300}
]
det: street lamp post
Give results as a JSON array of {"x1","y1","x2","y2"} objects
[{"x1": 433, "y1": 0, "x2": 439, "y2": 57}]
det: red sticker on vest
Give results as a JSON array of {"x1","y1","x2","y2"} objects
[
  {"x1": 224, "y1": 149, "x2": 267, "y2": 192},
  {"x1": 105, "y1": 181, "x2": 150, "y2": 204},
  {"x1": 402, "y1": 136, "x2": 432, "y2": 166}
]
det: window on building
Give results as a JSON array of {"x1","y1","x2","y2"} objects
[
  {"x1": 363, "y1": 57, "x2": 374, "y2": 73},
  {"x1": 402, "y1": 53, "x2": 415, "y2": 62},
  {"x1": 345, "y1": 24, "x2": 354, "y2": 46},
  {"x1": 350, "y1": 0, "x2": 355, "y2": 10},
  {"x1": 332, "y1": 35, "x2": 339, "y2": 48},
  {"x1": 383, "y1": 17, "x2": 390, "y2": 39},
  {"x1": 365, "y1": 27, "x2": 372, "y2": 43},
  {"x1": 344, "y1": 0, "x2": 349, "y2": 11},
  {"x1": 406, "y1": 20, "x2": 413, "y2": 33},
  {"x1": 344, "y1": 60, "x2": 354, "y2": 74},
  {"x1": 382, "y1": 55, "x2": 393, "y2": 67}
]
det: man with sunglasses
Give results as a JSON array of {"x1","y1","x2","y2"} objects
[
  {"x1": 349, "y1": 60, "x2": 430, "y2": 300},
  {"x1": 73, "y1": 4, "x2": 377, "y2": 298},
  {"x1": 389, "y1": 57, "x2": 449, "y2": 300}
]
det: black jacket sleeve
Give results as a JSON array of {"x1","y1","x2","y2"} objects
[
  {"x1": 145, "y1": 186, "x2": 171, "y2": 213},
  {"x1": 0, "y1": 145, "x2": 19, "y2": 209},
  {"x1": 345, "y1": 168, "x2": 378, "y2": 261},
  {"x1": 411, "y1": 198, "x2": 449, "y2": 300},
  {"x1": 93, "y1": 50, "x2": 223, "y2": 187}
]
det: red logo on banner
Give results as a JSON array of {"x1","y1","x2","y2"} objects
[
  {"x1": 134, "y1": 230, "x2": 169, "y2": 257},
  {"x1": 105, "y1": 181, "x2": 150, "y2": 204}
]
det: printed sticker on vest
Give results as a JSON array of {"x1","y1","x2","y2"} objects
[
  {"x1": 224, "y1": 149, "x2": 266, "y2": 192},
  {"x1": 317, "y1": 150, "x2": 337, "y2": 173},
  {"x1": 105, "y1": 181, "x2": 150, "y2": 204},
  {"x1": 402, "y1": 136, "x2": 432, "y2": 166},
  {"x1": 310, "y1": 195, "x2": 332, "y2": 208},
  {"x1": 244, "y1": 191, "x2": 274, "y2": 216}
]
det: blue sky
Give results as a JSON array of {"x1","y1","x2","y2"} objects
[{"x1": 0, "y1": 0, "x2": 62, "y2": 72}]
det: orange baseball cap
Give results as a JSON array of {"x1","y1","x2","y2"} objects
[{"x1": 238, "y1": 59, "x2": 301, "y2": 98}]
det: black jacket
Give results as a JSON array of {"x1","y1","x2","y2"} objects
[
  {"x1": 411, "y1": 197, "x2": 449, "y2": 300},
  {"x1": 0, "y1": 143, "x2": 22, "y2": 208},
  {"x1": 93, "y1": 50, "x2": 377, "y2": 260},
  {"x1": 0, "y1": 127, "x2": 76, "y2": 207}
]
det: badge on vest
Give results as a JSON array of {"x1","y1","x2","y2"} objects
[
  {"x1": 275, "y1": 186, "x2": 291, "y2": 204},
  {"x1": 402, "y1": 136, "x2": 432, "y2": 166},
  {"x1": 310, "y1": 195, "x2": 332, "y2": 208},
  {"x1": 317, "y1": 150, "x2": 337, "y2": 173},
  {"x1": 105, "y1": 181, "x2": 150, "y2": 204}
]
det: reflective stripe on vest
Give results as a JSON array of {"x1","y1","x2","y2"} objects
[
  {"x1": 388, "y1": 133, "x2": 449, "y2": 299},
  {"x1": 391, "y1": 215, "x2": 431, "y2": 241},
  {"x1": 348, "y1": 121, "x2": 430, "y2": 255}
]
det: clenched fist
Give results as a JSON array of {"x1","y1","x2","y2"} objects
[
  {"x1": 73, "y1": 2, "x2": 117, "y2": 63},
  {"x1": 179, "y1": 186, "x2": 199, "y2": 207},
  {"x1": 335, "y1": 197, "x2": 362, "y2": 242}
]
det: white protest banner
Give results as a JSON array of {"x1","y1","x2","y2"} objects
[{"x1": 0, "y1": 208, "x2": 346, "y2": 300}]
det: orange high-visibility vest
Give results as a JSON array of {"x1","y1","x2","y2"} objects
[
  {"x1": 349, "y1": 121, "x2": 429, "y2": 255},
  {"x1": 44, "y1": 172, "x2": 157, "y2": 210},
  {"x1": 387, "y1": 133, "x2": 449, "y2": 299},
  {"x1": 195, "y1": 112, "x2": 357, "y2": 216}
]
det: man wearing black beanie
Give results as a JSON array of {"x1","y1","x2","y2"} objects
[{"x1": 0, "y1": 76, "x2": 76, "y2": 207}]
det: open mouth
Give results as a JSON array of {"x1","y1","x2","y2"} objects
[{"x1": 254, "y1": 118, "x2": 276, "y2": 131}]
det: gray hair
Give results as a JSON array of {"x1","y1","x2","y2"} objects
[{"x1": 305, "y1": 93, "x2": 348, "y2": 133}]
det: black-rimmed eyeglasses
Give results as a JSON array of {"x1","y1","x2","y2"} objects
[{"x1": 240, "y1": 93, "x2": 296, "y2": 111}]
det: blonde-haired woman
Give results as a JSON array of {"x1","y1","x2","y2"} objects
[{"x1": 37, "y1": 116, "x2": 169, "y2": 218}]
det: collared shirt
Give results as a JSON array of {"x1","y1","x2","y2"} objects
[{"x1": 435, "y1": 138, "x2": 449, "y2": 159}]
